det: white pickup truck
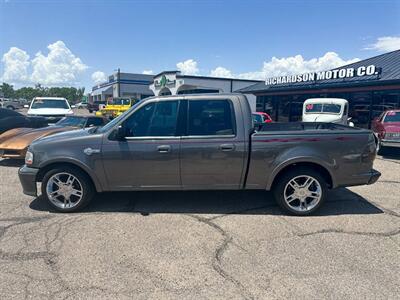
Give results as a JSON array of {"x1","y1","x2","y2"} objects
[
  {"x1": 26, "y1": 97, "x2": 74, "y2": 123},
  {"x1": 302, "y1": 98, "x2": 354, "y2": 126}
]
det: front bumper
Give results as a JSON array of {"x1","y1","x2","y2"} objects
[
  {"x1": 367, "y1": 169, "x2": 381, "y2": 185},
  {"x1": 381, "y1": 139, "x2": 400, "y2": 148},
  {"x1": 18, "y1": 165, "x2": 39, "y2": 197}
]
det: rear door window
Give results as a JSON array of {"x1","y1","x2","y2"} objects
[{"x1": 187, "y1": 100, "x2": 235, "y2": 136}]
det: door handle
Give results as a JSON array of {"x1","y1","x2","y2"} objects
[
  {"x1": 157, "y1": 145, "x2": 171, "y2": 153},
  {"x1": 220, "y1": 144, "x2": 235, "y2": 151}
]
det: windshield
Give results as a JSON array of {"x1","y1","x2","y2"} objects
[
  {"x1": 56, "y1": 116, "x2": 86, "y2": 128},
  {"x1": 384, "y1": 111, "x2": 400, "y2": 123},
  {"x1": 31, "y1": 99, "x2": 70, "y2": 109},
  {"x1": 252, "y1": 114, "x2": 263, "y2": 123},
  {"x1": 305, "y1": 103, "x2": 342, "y2": 114},
  {"x1": 113, "y1": 98, "x2": 131, "y2": 105},
  {"x1": 97, "y1": 101, "x2": 142, "y2": 133}
]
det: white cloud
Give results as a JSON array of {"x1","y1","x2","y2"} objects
[
  {"x1": 238, "y1": 52, "x2": 360, "y2": 80},
  {"x1": 176, "y1": 59, "x2": 199, "y2": 75},
  {"x1": 91, "y1": 71, "x2": 107, "y2": 84},
  {"x1": 30, "y1": 40, "x2": 87, "y2": 85},
  {"x1": 142, "y1": 70, "x2": 154, "y2": 75},
  {"x1": 364, "y1": 36, "x2": 400, "y2": 52},
  {"x1": 210, "y1": 66, "x2": 233, "y2": 78},
  {"x1": 1, "y1": 47, "x2": 30, "y2": 83}
]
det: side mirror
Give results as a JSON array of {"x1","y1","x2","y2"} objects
[
  {"x1": 24, "y1": 105, "x2": 29, "y2": 108},
  {"x1": 113, "y1": 125, "x2": 127, "y2": 140}
]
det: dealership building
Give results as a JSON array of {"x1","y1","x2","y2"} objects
[
  {"x1": 149, "y1": 71, "x2": 261, "y2": 110},
  {"x1": 240, "y1": 50, "x2": 400, "y2": 128},
  {"x1": 91, "y1": 70, "x2": 262, "y2": 110},
  {"x1": 90, "y1": 72, "x2": 154, "y2": 102}
]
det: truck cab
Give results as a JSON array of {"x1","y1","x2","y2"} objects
[{"x1": 302, "y1": 98, "x2": 353, "y2": 126}]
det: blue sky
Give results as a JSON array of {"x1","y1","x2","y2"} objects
[{"x1": 1, "y1": 0, "x2": 399, "y2": 92}]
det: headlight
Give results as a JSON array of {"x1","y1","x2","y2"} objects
[{"x1": 25, "y1": 151, "x2": 33, "y2": 165}]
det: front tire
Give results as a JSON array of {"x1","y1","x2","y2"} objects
[
  {"x1": 273, "y1": 167, "x2": 327, "y2": 216},
  {"x1": 41, "y1": 166, "x2": 95, "y2": 212}
]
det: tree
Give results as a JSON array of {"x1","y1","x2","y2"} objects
[
  {"x1": 0, "y1": 83, "x2": 15, "y2": 98},
  {"x1": 15, "y1": 87, "x2": 42, "y2": 100},
  {"x1": 1, "y1": 83, "x2": 86, "y2": 103}
]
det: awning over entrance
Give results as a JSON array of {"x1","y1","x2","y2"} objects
[{"x1": 91, "y1": 85, "x2": 112, "y2": 96}]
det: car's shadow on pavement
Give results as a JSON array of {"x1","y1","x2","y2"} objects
[{"x1": 29, "y1": 187, "x2": 384, "y2": 217}]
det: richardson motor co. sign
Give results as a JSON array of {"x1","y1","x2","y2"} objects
[{"x1": 265, "y1": 65, "x2": 380, "y2": 85}]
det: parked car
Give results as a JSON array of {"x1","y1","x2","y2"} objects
[
  {"x1": 371, "y1": 109, "x2": 400, "y2": 153},
  {"x1": 95, "y1": 97, "x2": 136, "y2": 119},
  {"x1": 75, "y1": 102, "x2": 87, "y2": 109},
  {"x1": 252, "y1": 112, "x2": 272, "y2": 125},
  {"x1": 19, "y1": 94, "x2": 380, "y2": 215},
  {"x1": 302, "y1": 98, "x2": 354, "y2": 126},
  {"x1": 0, "y1": 98, "x2": 24, "y2": 110},
  {"x1": 0, "y1": 108, "x2": 48, "y2": 135},
  {"x1": 26, "y1": 97, "x2": 74, "y2": 123},
  {"x1": 0, "y1": 115, "x2": 107, "y2": 159},
  {"x1": 87, "y1": 100, "x2": 106, "y2": 113}
]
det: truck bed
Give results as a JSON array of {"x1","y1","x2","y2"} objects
[
  {"x1": 246, "y1": 122, "x2": 376, "y2": 191},
  {"x1": 256, "y1": 122, "x2": 364, "y2": 133}
]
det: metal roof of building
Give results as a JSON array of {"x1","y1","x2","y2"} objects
[{"x1": 239, "y1": 49, "x2": 400, "y2": 93}]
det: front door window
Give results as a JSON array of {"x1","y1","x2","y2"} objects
[{"x1": 123, "y1": 101, "x2": 179, "y2": 137}]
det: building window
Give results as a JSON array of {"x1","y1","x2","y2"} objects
[{"x1": 349, "y1": 92, "x2": 372, "y2": 128}]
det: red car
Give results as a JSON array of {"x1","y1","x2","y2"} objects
[
  {"x1": 252, "y1": 112, "x2": 272, "y2": 124},
  {"x1": 372, "y1": 109, "x2": 400, "y2": 153}
]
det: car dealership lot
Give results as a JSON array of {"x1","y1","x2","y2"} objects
[{"x1": 0, "y1": 153, "x2": 399, "y2": 299}]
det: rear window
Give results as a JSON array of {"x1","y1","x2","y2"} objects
[
  {"x1": 113, "y1": 98, "x2": 131, "y2": 105},
  {"x1": 384, "y1": 111, "x2": 400, "y2": 123},
  {"x1": 31, "y1": 99, "x2": 69, "y2": 109},
  {"x1": 305, "y1": 103, "x2": 341, "y2": 114},
  {"x1": 187, "y1": 100, "x2": 235, "y2": 136}
]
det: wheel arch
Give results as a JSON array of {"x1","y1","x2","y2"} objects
[
  {"x1": 268, "y1": 160, "x2": 335, "y2": 190},
  {"x1": 36, "y1": 160, "x2": 103, "y2": 192}
]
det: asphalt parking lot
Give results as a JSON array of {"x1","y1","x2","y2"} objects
[{"x1": 0, "y1": 114, "x2": 399, "y2": 299}]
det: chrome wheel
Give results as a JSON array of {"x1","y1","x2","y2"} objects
[
  {"x1": 284, "y1": 175, "x2": 322, "y2": 212},
  {"x1": 46, "y1": 172, "x2": 83, "y2": 209}
]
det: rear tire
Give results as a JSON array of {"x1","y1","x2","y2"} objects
[
  {"x1": 41, "y1": 166, "x2": 95, "y2": 213},
  {"x1": 273, "y1": 167, "x2": 327, "y2": 216},
  {"x1": 6, "y1": 105, "x2": 15, "y2": 110}
]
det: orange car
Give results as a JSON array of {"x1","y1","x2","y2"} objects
[{"x1": 0, "y1": 115, "x2": 107, "y2": 159}]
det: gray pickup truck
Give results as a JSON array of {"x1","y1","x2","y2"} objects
[{"x1": 18, "y1": 93, "x2": 380, "y2": 215}]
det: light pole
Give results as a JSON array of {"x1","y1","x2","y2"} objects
[{"x1": 117, "y1": 68, "x2": 120, "y2": 97}]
